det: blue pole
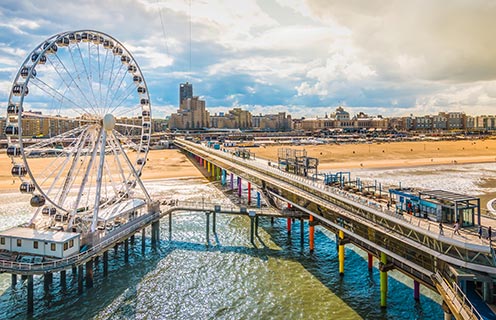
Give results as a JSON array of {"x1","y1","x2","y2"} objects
[
  {"x1": 257, "y1": 192, "x2": 261, "y2": 208},
  {"x1": 221, "y1": 169, "x2": 226, "y2": 186}
]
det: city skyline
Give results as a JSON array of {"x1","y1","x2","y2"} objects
[{"x1": 1, "y1": 0, "x2": 495, "y2": 118}]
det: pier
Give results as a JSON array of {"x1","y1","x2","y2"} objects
[{"x1": 174, "y1": 137, "x2": 496, "y2": 320}]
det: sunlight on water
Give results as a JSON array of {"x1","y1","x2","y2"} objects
[{"x1": 0, "y1": 176, "x2": 448, "y2": 319}]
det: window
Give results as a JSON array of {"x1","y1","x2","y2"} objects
[
  {"x1": 64, "y1": 242, "x2": 68, "y2": 251},
  {"x1": 69, "y1": 239, "x2": 74, "y2": 248},
  {"x1": 0, "y1": 237, "x2": 4, "y2": 245},
  {"x1": 17, "y1": 239, "x2": 22, "y2": 247},
  {"x1": 33, "y1": 241, "x2": 38, "y2": 249},
  {"x1": 50, "y1": 243, "x2": 56, "y2": 251}
]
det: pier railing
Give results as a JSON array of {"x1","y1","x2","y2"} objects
[
  {"x1": 0, "y1": 210, "x2": 161, "y2": 273},
  {"x1": 432, "y1": 272, "x2": 482, "y2": 320}
]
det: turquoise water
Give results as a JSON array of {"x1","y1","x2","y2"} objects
[{"x1": 0, "y1": 179, "x2": 443, "y2": 319}]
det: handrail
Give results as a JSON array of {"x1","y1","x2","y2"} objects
[
  {"x1": 433, "y1": 272, "x2": 482, "y2": 320},
  {"x1": 176, "y1": 139, "x2": 496, "y2": 269}
]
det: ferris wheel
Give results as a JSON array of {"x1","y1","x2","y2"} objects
[{"x1": 5, "y1": 30, "x2": 152, "y2": 233}]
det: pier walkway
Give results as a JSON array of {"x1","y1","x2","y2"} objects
[{"x1": 174, "y1": 138, "x2": 496, "y2": 320}]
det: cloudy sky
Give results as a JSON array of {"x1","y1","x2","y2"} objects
[{"x1": 1, "y1": 0, "x2": 495, "y2": 118}]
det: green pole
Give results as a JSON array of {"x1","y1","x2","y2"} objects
[{"x1": 380, "y1": 252, "x2": 388, "y2": 307}]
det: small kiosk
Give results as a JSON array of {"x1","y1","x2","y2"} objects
[{"x1": 389, "y1": 188, "x2": 480, "y2": 226}]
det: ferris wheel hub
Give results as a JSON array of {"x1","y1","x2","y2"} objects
[{"x1": 102, "y1": 114, "x2": 116, "y2": 131}]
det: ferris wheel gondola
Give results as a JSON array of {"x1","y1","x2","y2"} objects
[{"x1": 5, "y1": 30, "x2": 152, "y2": 233}]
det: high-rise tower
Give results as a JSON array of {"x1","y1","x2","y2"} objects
[{"x1": 179, "y1": 82, "x2": 193, "y2": 106}]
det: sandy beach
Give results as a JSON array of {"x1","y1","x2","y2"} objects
[
  {"x1": 1, "y1": 139, "x2": 496, "y2": 193},
  {"x1": 249, "y1": 139, "x2": 496, "y2": 170}
]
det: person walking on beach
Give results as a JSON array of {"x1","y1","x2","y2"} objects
[
  {"x1": 386, "y1": 201, "x2": 390, "y2": 211},
  {"x1": 478, "y1": 225, "x2": 483, "y2": 239},
  {"x1": 453, "y1": 221, "x2": 460, "y2": 235},
  {"x1": 439, "y1": 222, "x2": 444, "y2": 235}
]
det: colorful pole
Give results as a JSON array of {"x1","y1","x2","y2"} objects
[
  {"x1": 338, "y1": 230, "x2": 345, "y2": 275},
  {"x1": 287, "y1": 203, "x2": 292, "y2": 234},
  {"x1": 380, "y1": 252, "x2": 388, "y2": 307},
  {"x1": 257, "y1": 192, "x2": 261, "y2": 208},
  {"x1": 238, "y1": 177, "x2": 242, "y2": 197},
  {"x1": 414, "y1": 280, "x2": 420, "y2": 301},
  {"x1": 368, "y1": 253, "x2": 373, "y2": 271},
  {"x1": 221, "y1": 169, "x2": 226, "y2": 186},
  {"x1": 247, "y1": 182, "x2": 251, "y2": 205},
  {"x1": 309, "y1": 215, "x2": 314, "y2": 253},
  {"x1": 230, "y1": 173, "x2": 234, "y2": 190}
]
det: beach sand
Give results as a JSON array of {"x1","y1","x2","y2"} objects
[
  {"x1": 249, "y1": 139, "x2": 496, "y2": 170},
  {"x1": 1, "y1": 139, "x2": 496, "y2": 193}
]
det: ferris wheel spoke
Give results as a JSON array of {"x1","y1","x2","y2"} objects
[
  {"x1": 108, "y1": 83, "x2": 138, "y2": 114},
  {"x1": 108, "y1": 134, "x2": 131, "y2": 184},
  {"x1": 75, "y1": 42, "x2": 99, "y2": 111},
  {"x1": 72, "y1": 127, "x2": 101, "y2": 215},
  {"x1": 67, "y1": 45, "x2": 100, "y2": 113},
  {"x1": 110, "y1": 131, "x2": 151, "y2": 202},
  {"x1": 103, "y1": 55, "x2": 121, "y2": 112},
  {"x1": 29, "y1": 77, "x2": 89, "y2": 116},
  {"x1": 106, "y1": 66, "x2": 129, "y2": 114},
  {"x1": 25, "y1": 125, "x2": 89, "y2": 151},
  {"x1": 91, "y1": 129, "x2": 108, "y2": 232},
  {"x1": 49, "y1": 53, "x2": 100, "y2": 116},
  {"x1": 57, "y1": 126, "x2": 93, "y2": 207}
]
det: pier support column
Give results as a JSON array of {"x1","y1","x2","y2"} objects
[
  {"x1": 238, "y1": 177, "x2": 242, "y2": 197},
  {"x1": 309, "y1": 215, "x2": 315, "y2": 253},
  {"x1": 169, "y1": 212, "x2": 173, "y2": 239},
  {"x1": 77, "y1": 265, "x2": 84, "y2": 294},
  {"x1": 205, "y1": 212, "x2": 210, "y2": 245},
  {"x1": 151, "y1": 221, "x2": 160, "y2": 248},
  {"x1": 27, "y1": 275, "x2": 34, "y2": 314},
  {"x1": 368, "y1": 253, "x2": 373, "y2": 271},
  {"x1": 11, "y1": 274, "x2": 17, "y2": 288},
  {"x1": 124, "y1": 238, "x2": 129, "y2": 263},
  {"x1": 221, "y1": 169, "x2": 226, "y2": 186},
  {"x1": 247, "y1": 182, "x2": 251, "y2": 205},
  {"x1": 338, "y1": 230, "x2": 345, "y2": 276},
  {"x1": 287, "y1": 203, "x2": 292, "y2": 234},
  {"x1": 60, "y1": 270, "x2": 66, "y2": 288},
  {"x1": 130, "y1": 234, "x2": 135, "y2": 245},
  {"x1": 72, "y1": 265, "x2": 77, "y2": 278},
  {"x1": 414, "y1": 280, "x2": 420, "y2": 301},
  {"x1": 300, "y1": 218, "x2": 304, "y2": 248},
  {"x1": 22, "y1": 275, "x2": 27, "y2": 281},
  {"x1": 44, "y1": 272, "x2": 53, "y2": 292},
  {"x1": 212, "y1": 211, "x2": 217, "y2": 234},
  {"x1": 211, "y1": 164, "x2": 215, "y2": 178},
  {"x1": 85, "y1": 259, "x2": 94, "y2": 288},
  {"x1": 103, "y1": 251, "x2": 108, "y2": 277},
  {"x1": 141, "y1": 228, "x2": 146, "y2": 253},
  {"x1": 257, "y1": 192, "x2": 261, "y2": 208},
  {"x1": 442, "y1": 301, "x2": 452, "y2": 320},
  {"x1": 114, "y1": 243, "x2": 118, "y2": 255},
  {"x1": 203, "y1": 159, "x2": 207, "y2": 169},
  {"x1": 249, "y1": 211, "x2": 256, "y2": 244},
  {"x1": 255, "y1": 215, "x2": 259, "y2": 236},
  {"x1": 380, "y1": 252, "x2": 388, "y2": 308},
  {"x1": 230, "y1": 173, "x2": 234, "y2": 190}
]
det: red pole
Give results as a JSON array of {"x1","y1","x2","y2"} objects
[
  {"x1": 248, "y1": 182, "x2": 251, "y2": 205},
  {"x1": 309, "y1": 215, "x2": 314, "y2": 253},
  {"x1": 368, "y1": 253, "x2": 373, "y2": 270}
]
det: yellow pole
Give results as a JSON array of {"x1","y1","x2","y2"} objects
[
  {"x1": 207, "y1": 162, "x2": 210, "y2": 173},
  {"x1": 338, "y1": 230, "x2": 344, "y2": 275},
  {"x1": 380, "y1": 252, "x2": 388, "y2": 307}
]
